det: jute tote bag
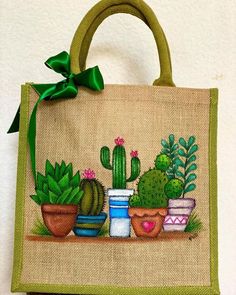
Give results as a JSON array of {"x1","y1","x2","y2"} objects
[{"x1": 10, "y1": 0, "x2": 219, "y2": 294}]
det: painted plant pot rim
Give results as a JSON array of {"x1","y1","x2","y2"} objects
[
  {"x1": 76, "y1": 212, "x2": 107, "y2": 220},
  {"x1": 41, "y1": 204, "x2": 78, "y2": 214},
  {"x1": 107, "y1": 188, "x2": 134, "y2": 197},
  {"x1": 168, "y1": 198, "x2": 196, "y2": 207},
  {"x1": 129, "y1": 207, "x2": 168, "y2": 218}
]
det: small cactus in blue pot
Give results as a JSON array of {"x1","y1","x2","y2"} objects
[{"x1": 73, "y1": 169, "x2": 107, "y2": 237}]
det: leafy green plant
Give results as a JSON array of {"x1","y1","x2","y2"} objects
[
  {"x1": 31, "y1": 160, "x2": 84, "y2": 205},
  {"x1": 175, "y1": 136, "x2": 198, "y2": 197},
  {"x1": 31, "y1": 217, "x2": 52, "y2": 236},
  {"x1": 185, "y1": 212, "x2": 203, "y2": 234},
  {"x1": 160, "y1": 134, "x2": 180, "y2": 179}
]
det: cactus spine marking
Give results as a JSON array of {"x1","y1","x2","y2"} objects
[{"x1": 100, "y1": 137, "x2": 141, "y2": 189}]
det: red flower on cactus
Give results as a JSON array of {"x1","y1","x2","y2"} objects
[
  {"x1": 130, "y1": 150, "x2": 138, "y2": 158},
  {"x1": 83, "y1": 168, "x2": 96, "y2": 180},
  {"x1": 115, "y1": 137, "x2": 125, "y2": 146}
]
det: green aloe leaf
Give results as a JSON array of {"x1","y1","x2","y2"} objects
[
  {"x1": 186, "y1": 173, "x2": 197, "y2": 184},
  {"x1": 43, "y1": 183, "x2": 49, "y2": 194},
  {"x1": 66, "y1": 187, "x2": 80, "y2": 204},
  {"x1": 49, "y1": 190, "x2": 58, "y2": 204},
  {"x1": 31, "y1": 195, "x2": 42, "y2": 205},
  {"x1": 70, "y1": 190, "x2": 84, "y2": 205},
  {"x1": 36, "y1": 189, "x2": 50, "y2": 204},
  {"x1": 65, "y1": 163, "x2": 73, "y2": 179},
  {"x1": 161, "y1": 139, "x2": 169, "y2": 148},
  {"x1": 37, "y1": 172, "x2": 46, "y2": 190},
  {"x1": 54, "y1": 162, "x2": 60, "y2": 181},
  {"x1": 188, "y1": 136, "x2": 196, "y2": 148},
  {"x1": 59, "y1": 160, "x2": 66, "y2": 179},
  {"x1": 184, "y1": 183, "x2": 196, "y2": 193},
  {"x1": 57, "y1": 187, "x2": 73, "y2": 204},
  {"x1": 179, "y1": 137, "x2": 187, "y2": 149},
  {"x1": 45, "y1": 160, "x2": 54, "y2": 177},
  {"x1": 47, "y1": 175, "x2": 61, "y2": 196},
  {"x1": 70, "y1": 172, "x2": 80, "y2": 188},
  {"x1": 185, "y1": 163, "x2": 197, "y2": 175},
  {"x1": 188, "y1": 144, "x2": 198, "y2": 157},
  {"x1": 58, "y1": 173, "x2": 69, "y2": 191}
]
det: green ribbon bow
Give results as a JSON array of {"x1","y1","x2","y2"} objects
[{"x1": 8, "y1": 51, "x2": 104, "y2": 182}]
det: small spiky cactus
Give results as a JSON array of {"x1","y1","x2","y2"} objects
[
  {"x1": 79, "y1": 169, "x2": 106, "y2": 216},
  {"x1": 100, "y1": 137, "x2": 141, "y2": 189},
  {"x1": 137, "y1": 169, "x2": 169, "y2": 208}
]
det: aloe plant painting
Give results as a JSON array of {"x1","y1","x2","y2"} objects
[
  {"x1": 175, "y1": 136, "x2": 198, "y2": 197},
  {"x1": 31, "y1": 160, "x2": 84, "y2": 205},
  {"x1": 100, "y1": 137, "x2": 141, "y2": 189}
]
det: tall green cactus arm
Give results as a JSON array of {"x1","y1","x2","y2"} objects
[
  {"x1": 100, "y1": 146, "x2": 112, "y2": 170},
  {"x1": 113, "y1": 145, "x2": 126, "y2": 189},
  {"x1": 127, "y1": 153, "x2": 141, "y2": 182}
]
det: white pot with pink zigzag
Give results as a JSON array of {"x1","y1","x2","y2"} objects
[{"x1": 163, "y1": 199, "x2": 195, "y2": 231}]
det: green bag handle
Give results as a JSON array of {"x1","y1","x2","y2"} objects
[{"x1": 70, "y1": 0, "x2": 175, "y2": 86}]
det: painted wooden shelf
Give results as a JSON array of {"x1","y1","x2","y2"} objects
[{"x1": 26, "y1": 232, "x2": 197, "y2": 243}]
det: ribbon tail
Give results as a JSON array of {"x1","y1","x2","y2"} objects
[
  {"x1": 8, "y1": 105, "x2": 20, "y2": 133},
  {"x1": 28, "y1": 100, "x2": 40, "y2": 182},
  {"x1": 28, "y1": 85, "x2": 57, "y2": 182}
]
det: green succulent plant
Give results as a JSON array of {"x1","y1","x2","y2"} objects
[
  {"x1": 31, "y1": 160, "x2": 84, "y2": 205},
  {"x1": 160, "y1": 134, "x2": 181, "y2": 179},
  {"x1": 175, "y1": 136, "x2": 198, "y2": 197}
]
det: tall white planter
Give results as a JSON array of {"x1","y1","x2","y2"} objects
[
  {"x1": 163, "y1": 198, "x2": 196, "y2": 231},
  {"x1": 108, "y1": 189, "x2": 134, "y2": 237}
]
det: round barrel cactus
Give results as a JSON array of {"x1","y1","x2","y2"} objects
[
  {"x1": 79, "y1": 169, "x2": 105, "y2": 216},
  {"x1": 155, "y1": 154, "x2": 172, "y2": 172},
  {"x1": 164, "y1": 178, "x2": 184, "y2": 199}
]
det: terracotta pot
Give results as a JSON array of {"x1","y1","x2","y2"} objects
[
  {"x1": 41, "y1": 204, "x2": 78, "y2": 237},
  {"x1": 129, "y1": 208, "x2": 167, "y2": 238}
]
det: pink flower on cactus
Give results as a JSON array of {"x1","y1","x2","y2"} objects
[
  {"x1": 130, "y1": 150, "x2": 139, "y2": 158},
  {"x1": 115, "y1": 137, "x2": 125, "y2": 146},
  {"x1": 83, "y1": 168, "x2": 96, "y2": 180}
]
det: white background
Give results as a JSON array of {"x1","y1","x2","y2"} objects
[{"x1": 0, "y1": 0, "x2": 235, "y2": 294}]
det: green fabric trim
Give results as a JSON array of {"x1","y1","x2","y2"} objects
[
  {"x1": 209, "y1": 88, "x2": 220, "y2": 295},
  {"x1": 11, "y1": 84, "x2": 30, "y2": 292},
  {"x1": 11, "y1": 85, "x2": 219, "y2": 294},
  {"x1": 70, "y1": 0, "x2": 175, "y2": 87}
]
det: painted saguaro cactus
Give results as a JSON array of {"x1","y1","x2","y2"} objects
[{"x1": 100, "y1": 137, "x2": 141, "y2": 189}]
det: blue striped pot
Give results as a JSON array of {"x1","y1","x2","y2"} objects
[
  {"x1": 108, "y1": 189, "x2": 134, "y2": 237},
  {"x1": 73, "y1": 212, "x2": 107, "y2": 237}
]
